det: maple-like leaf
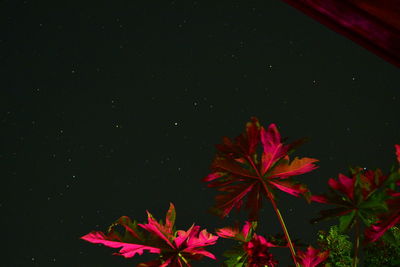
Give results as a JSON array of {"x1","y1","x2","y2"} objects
[
  {"x1": 203, "y1": 117, "x2": 318, "y2": 219},
  {"x1": 216, "y1": 220, "x2": 256, "y2": 242},
  {"x1": 243, "y1": 234, "x2": 279, "y2": 267},
  {"x1": 296, "y1": 246, "x2": 329, "y2": 267},
  {"x1": 217, "y1": 221, "x2": 281, "y2": 267},
  {"x1": 81, "y1": 203, "x2": 218, "y2": 266},
  {"x1": 310, "y1": 168, "x2": 391, "y2": 233},
  {"x1": 364, "y1": 170, "x2": 400, "y2": 243}
]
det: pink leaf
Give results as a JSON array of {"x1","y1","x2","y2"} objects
[
  {"x1": 364, "y1": 197, "x2": 400, "y2": 243},
  {"x1": 310, "y1": 194, "x2": 330, "y2": 203},
  {"x1": 165, "y1": 203, "x2": 176, "y2": 234},
  {"x1": 203, "y1": 118, "x2": 317, "y2": 219},
  {"x1": 216, "y1": 221, "x2": 256, "y2": 242},
  {"x1": 214, "y1": 182, "x2": 257, "y2": 217},
  {"x1": 296, "y1": 246, "x2": 329, "y2": 267},
  {"x1": 269, "y1": 180, "x2": 308, "y2": 198},
  {"x1": 82, "y1": 204, "x2": 218, "y2": 265},
  {"x1": 203, "y1": 172, "x2": 225, "y2": 182},
  {"x1": 216, "y1": 226, "x2": 238, "y2": 239},
  {"x1": 269, "y1": 157, "x2": 319, "y2": 179},
  {"x1": 81, "y1": 231, "x2": 160, "y2": 258},
  {"x1": 260, "y1": 124, "x2": 285, "y2": 174},
  {"x1": 328, "y1": 174, "x2": 354, "y2": 200},
  {"x1": 138, "y1": 212, "x2": 175, "y2": 248}
]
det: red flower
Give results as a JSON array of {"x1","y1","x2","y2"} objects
[
  {"x1": 204, "y1": 117, "x2": 318, "y2": 219},
  {"x1": 296, "y1": 246, "x2": 329, "y2": 267},
  {"x1": 81, "y1": 203, "x2": 218, "y2": 266}
]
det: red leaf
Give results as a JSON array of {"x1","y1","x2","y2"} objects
[
  {"x1": 310, "y1": 195, "x2": 329, "y2": 203},
  {"x1": 212, "y1": 157, "x2": 258, "y2": 179},
  {"x1": 217, "y1": 221, "x2": 280, "y2": 266},
  {"x1": 311, "y1": 167, "x2": 393, "y2": 233},
  {"x1": 269, "y1": 157, "x2": 319, "y2": 179},
  {"x1": 138, "y1": 211, "x2": 175, "y2": 248},
  {"x1": 81, "y1": 204, "x2": 218, "y2": 265},
  {"x1": 269, "y1": 180, "x2": 309, "y2": 198},
  {"x1": 203, "y1": 172, "x2": 225, "y2": 182},
  {"x1": 175, "y1": 225, "x2": 218, "y2": 255},
  {"x1": 244, "y1": 117, "x2": 261, "y2": 155},
  {"x1": 216, "y1": 221, "x2": 256, "y2": 242},
  {"x1": 214, "y1": 182, "x2": 257, "y2": 217},
  {"x1": 328, "y1": 174, "x2": 354, "y2": 200},
  {"x1": 296, "y1": 246, "x2": 329, "y2": 267},
  {"x1": 364, "y1": 212, "x2": 400, "y2": 243},
  {"x1": 165, "y1": 203, "x2": 176, "y2": 235},
  {"x1": 364, "y1": 194, "x2": 400, "y2": 243},
  {"x1": 395, "y1": 144, "x2": 400, "y2": 163},
  {"x1": 260, "y1": 124, "x2": 288, "y2": 175},
  {"x1": 204, "y1": 117, "x2": 317, "y2": 219},
  {"x1": 243, "y1": 234, "x2": 279, "y2": 267},
  {"x1": 81, "y1": 231, "x2": 160, "y2": 258}
]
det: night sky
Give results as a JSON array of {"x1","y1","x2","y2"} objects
[{"x1": 2, "y1": 1, "x2": 400, "y2": 266}]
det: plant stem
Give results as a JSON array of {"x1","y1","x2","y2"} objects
[
  {"x1": 353, "y1": 219, "x2": 360, "y2": 267},
  {"x1": 266, "y1": 187, "x2": 300, "y2": 267},
  {"x1": 246, "y1": 155, "x2": 300, "y2": 267},
  {"x1": 178, "y1": 253, "x2": 189, "y2": 266}
]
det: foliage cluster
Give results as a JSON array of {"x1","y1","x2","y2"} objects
[{"x1": 81, "y1": 118, "x2": 400, "y2": 266}]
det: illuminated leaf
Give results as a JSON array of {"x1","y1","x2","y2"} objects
[
  {"x1": 296, "y1": 246, "x2": 329, "y2": 267},
  {"x1": 311, "y1": 168, "x2": 390, "y2": 233},
  {"x1": 81, "y1": 203, "x2": 218, "y2": 266},
  {"x1": 204, "y1": 117, "x2": 318, "y2": 219}
]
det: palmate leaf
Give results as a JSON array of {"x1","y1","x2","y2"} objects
[
  {"x1": 296, "y1": 246, "x2": 330, "y2": 267},
  {"x1": 81, "y1": 216, "x2": 161, "y2": 258},
  {"x1": 81, "y1": 203, "x2": 218, "y2": 266},
  {"x1": 364, "y1": 175, "x2": 400, "y2": 243},
  {"x1": 311, "y1": 167, "x2": 391, "y2": 234},
  {"x1": 203, "y1": 117, "x2": 318, "y2": 219},
  {"x1": 216, "y1": 221, "x2": 257, "y2": 242},
  {"x1": 356, "y1": 145, "x2": 400, "y2": 244},
  {"x1": 218, "y1": 222, "x2": 280, "y2": 267},
  {"x1": 217, "y1": 221, "x2": 285, "y2": 267}
]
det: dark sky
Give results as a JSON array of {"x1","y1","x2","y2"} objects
[{"x1": 2, "y1": 1, "x2": 399, "y2": 266}]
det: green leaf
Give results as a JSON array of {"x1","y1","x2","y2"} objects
[
  {"x1": 223, "y1": 255, "x2": 246, "y2": 267},
  {"x1": 358, "y1": 194, "x2": 388, "y2": 210},
  {"x1": 222, "y1": 246, "x2": 247, "y2": 267},
  {"x1": 339, "y1": 210, "x2": 356, "y2": 232}
]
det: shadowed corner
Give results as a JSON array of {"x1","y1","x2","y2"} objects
[{"x1": 280, "y1": 0, "x2": 400, "y2": 68}]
